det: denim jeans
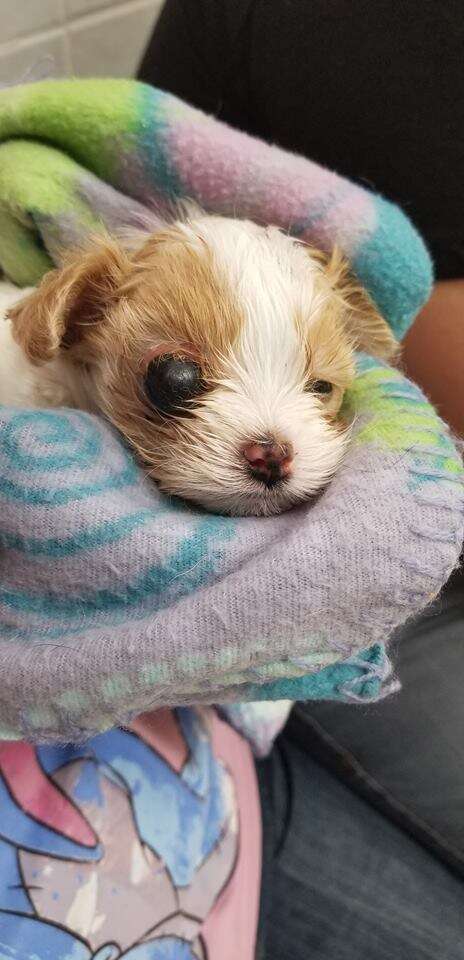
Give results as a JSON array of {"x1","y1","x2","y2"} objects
[{"x1": 257, "y1": 567, "x2": 464, "y2": 959}]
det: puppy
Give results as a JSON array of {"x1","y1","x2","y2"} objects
[{"x1": 2, "y1": 209, "x2": 397, "y2": 516}]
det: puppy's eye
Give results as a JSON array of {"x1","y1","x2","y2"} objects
[
  {"x1": 308, "y1": 379, "x2": 333, "y2": 395},
  {"x1": 144, "y1": 355, "x2": 205, "y2": 415}
]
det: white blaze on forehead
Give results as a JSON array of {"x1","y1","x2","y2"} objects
[{"x1": 182, "y1": 215, "x2": 325, "y2": 387}]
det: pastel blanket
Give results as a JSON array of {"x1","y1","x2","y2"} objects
[
  {"x1": 0, "y1": 79, "x2": 462, "y2": 745},
  {"x1": 0, "y1": 79, "x2": 431, "y2": 336}
]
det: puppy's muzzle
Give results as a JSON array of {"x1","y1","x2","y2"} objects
[{"x1": 243, "y1": 438, "x2": 294, "y2": 488}]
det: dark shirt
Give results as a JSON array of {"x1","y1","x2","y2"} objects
[{"x1": 139, "y1": 0, "x2": 464, "y2": 279}]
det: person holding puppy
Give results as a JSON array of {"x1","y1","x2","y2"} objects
[{"x1": 139, "y1": 2, "x2": 464, "y2": 957}]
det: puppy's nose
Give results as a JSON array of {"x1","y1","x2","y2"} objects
[{"x1": 243, "y1": 439, "x2": 294, "y2": 487}]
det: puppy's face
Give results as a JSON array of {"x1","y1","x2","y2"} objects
[{"x1": 9, "y1": 213, "x2": 397, "y2": 516}]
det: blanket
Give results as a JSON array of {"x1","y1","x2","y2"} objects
[
  {"x1": 0, "y1": 350, "x2": 462, "y2": 742},
  {"x1": 0, "y1": 79, "x2": 432, "y2": 335},
  {"x1": 0, "y1": 79, "x2": 462, "y2": 745}
]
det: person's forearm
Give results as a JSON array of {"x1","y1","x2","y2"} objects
[{"x1": 402, "y1": 279, "x2": 464, "y2": 437}]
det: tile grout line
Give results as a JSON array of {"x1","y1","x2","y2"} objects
[
  {"x1": 58, "y1": 0, "x2": 74, "y2": 74},
  {"x1": 0, "y1": 26, "x2": 65, "y2": 59},
  {"x1": 0, "y1": 0, "x2": 160, "y2": 59},
  {"x1": 65, "y1": 0, "x2": 162, "y2": 33}
]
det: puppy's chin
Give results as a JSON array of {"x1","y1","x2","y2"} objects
[{"x1": 155, "y1": 476, "x2": 308, "y2": 517}]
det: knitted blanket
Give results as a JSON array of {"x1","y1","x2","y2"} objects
[{"x1": 0, "y1": 79, "x2": 462, "y2": 745}]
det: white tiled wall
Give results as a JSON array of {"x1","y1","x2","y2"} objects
[{"x1": 0, "y1": 0, "x2": 164, "y2": 84}]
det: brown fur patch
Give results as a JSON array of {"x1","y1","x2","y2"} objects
[
  {"x1": 52, "y1": 229, "x2": 245, "y2": 470},
  {"x1": 305, "y1": 246, "x2": 399, "y2": 361},
  {"x1": 8, "y1": 227, "x2": 245, "y2": 376},
  {"x1": 9, "y1": 227, "x2": 246, "y2": 477},
  {"x1": 303, "y1": 307, "x2": 356, "y2": 420},
  {"x1": 295, "y1": 245, "x2": 399, "y2": 421},
  {"x1": 116, "y1": 227, "x2": 244, "y2": 374},
  {"x1": 8, "y1": 238, "x2": 129, "y2": 364}
]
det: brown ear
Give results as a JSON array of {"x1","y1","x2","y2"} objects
[
  {"x1": 8, "y1": 237, "x2": 128, "y2": 365},
  {"x1": 312, "y1": 246, "x2": 399, "y2": 360}
]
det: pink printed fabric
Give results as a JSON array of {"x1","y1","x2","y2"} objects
[{"x1": 0, "y1": 707, "x2": 261, "y2": 960}]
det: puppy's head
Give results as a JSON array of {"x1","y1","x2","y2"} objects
[{"x1": 9, "y1": 212, "x2": 397, "y2": 516}]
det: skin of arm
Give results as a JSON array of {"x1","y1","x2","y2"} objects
[{"x1": 402, "y1": 279, "x2": 464, "y2": 438}]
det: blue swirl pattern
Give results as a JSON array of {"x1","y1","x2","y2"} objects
[
  {"x1": 0, "y1": 407, "x2": 236, "y2": 642},
  {"x1": 0, "y1": 409, "x2": 138, "y2": 505}
]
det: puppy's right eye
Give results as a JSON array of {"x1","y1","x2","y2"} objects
[
  {"x1": 144, "y1": 354, "x2": 205, "y2": 415},
  {"x1": 306, "y1": 379, "x2": 333, "y2": 396},
  {"x1": 311, "y1": 380, "x2": 333, "y2": 395}
]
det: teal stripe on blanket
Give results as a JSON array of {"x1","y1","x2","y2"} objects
[
  {"x1": 0, "y1": 410, "x2": 139, "y2": 505},
  {"x1": 0, "y1": 510, "x2": 153, "y2": 557},
  {"x1": 0, "y1": 516, "x2": 236, "y2": 622},
  {"x1": 136, "y1": 83, "x2": 185, "y2": 199},
  {"x1": 0, "y1": 463, "x2": 138, "y2": 506},
  {"x1": 353, "y1": 196, "x2": 433, "y2": 339},
  {"x1": 239, "y1": 644, "x2": 394, "y2": 703},
  {"x1": 2, "y1": 411, "x2": 102, "y2": 470}
]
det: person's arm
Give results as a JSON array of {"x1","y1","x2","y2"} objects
[{"x1": 402, "y1": 280, "x2": 464, "y2": 437}]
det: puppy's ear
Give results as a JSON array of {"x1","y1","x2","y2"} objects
[
  {"x1": 8, "y1": 237, "x2": 128, "y2": 365},
  {"x1": 313, "y1": 246, "x2": 399, "y2": 360}
]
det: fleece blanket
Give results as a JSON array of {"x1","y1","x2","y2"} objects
[
  {"x1": 0, "y1": 79, "x2": 432, "y2": 334},
  {"x1": 0, "y1": 80, "x2": 462, "y2": 745}
]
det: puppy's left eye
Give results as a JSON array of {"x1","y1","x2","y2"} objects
[
  {"x1": 308, "y1": 379, "x2": 333, "y2": 395},
  {"x1": 144, "y1": 355, "x2": 205, "y2": 415}
]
